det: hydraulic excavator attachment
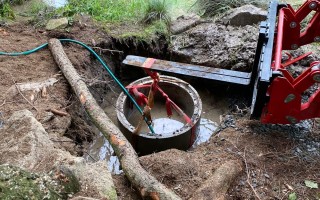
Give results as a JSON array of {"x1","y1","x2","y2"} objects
[{"x1": 123, "y1": 0, "x2": 320, "y2": 124}]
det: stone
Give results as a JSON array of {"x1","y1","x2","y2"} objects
[
  {"x1": 170, "y1": 23, "x2": 259, "y2": 71},
  {"x1": 0, "y1": 110, "x2": 117, "y2": 200},
  {"x1": 70, "y1": 161, "x2": 117, "y2": 200},
  {"x1": 171, "y1": 14, "x2": 201, "y2": 35},
  {"x1": 46, "y1": 17, "x2": 69, "y2": 30},
  {"x1": 219, "y1": 5, "x2": 267, "y2": 26}
]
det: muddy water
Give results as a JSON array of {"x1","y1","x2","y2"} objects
[
  {"x1": 85, "y1": 86, "x2": 228, "y2": 174},
  {"x1": 127, "y1": 101, "x2": 185, "y2": 136},
  {"x1": 85, "y1": 131, "x2": 122, "y2": 174}
]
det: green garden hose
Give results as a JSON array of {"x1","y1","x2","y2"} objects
[{"x1": 0, "y1": 39, "x2": 155, "y2": 134}]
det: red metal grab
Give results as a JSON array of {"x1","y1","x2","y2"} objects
[{"x1": 262, "y1": 0, "x2": 320, "y2": 124}]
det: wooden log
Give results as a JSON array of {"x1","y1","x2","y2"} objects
[
  {"x1": 190, "y1": 160, "x2": 243, "y2": 200},
  {"x1": 48, "y1": 38, "x2": 181, "y2": 200}
]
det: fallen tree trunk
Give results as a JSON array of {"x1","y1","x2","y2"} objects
[
  {"x1": 48, "y1": 38, "x2": 181, "y2": 200},
  {"x1": 190, "y1": 160, "x2": 243, "y2": 200}
]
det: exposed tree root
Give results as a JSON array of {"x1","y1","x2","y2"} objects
[
  {"x1": 5, "y1": 77, "x2": 58, "y2": 99},
  {"x1": 190, "y1": 160, "x2": 243, "y2": 200},
  {"x1": 48, "y1": 38, "x2": 181, "y2": 200}
]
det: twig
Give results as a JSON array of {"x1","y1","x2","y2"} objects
[
  {"x1": 9, "y1": 73, "x2": 38, "y2": 112},
  {"x1": 92, "y1": 47, "x2": 123, "y2": 55},
  {"x1": 83, "y1": 151, "x2": 97, "y2": 162},
  {"x1": 50, "y1": 139, "x2": 74, "y2": 143},
  {"x1": 46, "y1": 108, "x2": 68, "y2": 117},
  {"x1": 0, "y1": 100, "x2": 5, "y2": 107},
  {"x1": 280, "y1": 191, "x2": 289, "y2": 200},
  {"x1": 243, "y1": 148, "x2": 262, "y2": 200}
]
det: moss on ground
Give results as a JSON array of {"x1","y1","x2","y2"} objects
[{"x1": 0, "y1": 164, "x2": 80, "y2": 200}]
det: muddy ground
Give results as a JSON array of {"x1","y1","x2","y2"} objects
[{"x1": 0, "y1": 14, "x2": 320, "y2": 200}]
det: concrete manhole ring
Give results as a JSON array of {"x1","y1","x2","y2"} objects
[{"x1": 116, "y1": 75, "x2": 202, "y2": 155}]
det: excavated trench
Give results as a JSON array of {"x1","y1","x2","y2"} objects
[{"x1": 82, "y1": 34, "x2": 252, "y2": 173}]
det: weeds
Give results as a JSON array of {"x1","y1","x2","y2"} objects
[
  {"x1": 195, "y1": 0, "x2": 267, "y2": 17},
  {"x1": 0, "y1": 2, "x2": 15, "y2": 19},
  {"x1": 143, "y1": 0, "x2": 170, "y2": 24}
]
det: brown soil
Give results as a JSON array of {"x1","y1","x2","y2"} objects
[
  {"x1": 1, "y1": 16, "x2": 319, "y2": 200},
  {"x1": 0, "y1": 18, "x2": 112, "y2": 156}
]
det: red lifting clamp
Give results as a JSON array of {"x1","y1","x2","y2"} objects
[{"x1": 262, "y1": 0, "x2": 320, "y2": 124}]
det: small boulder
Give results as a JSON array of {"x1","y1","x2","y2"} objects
[
  {"x1": 219, "y1": 5, "x2": 267, "y2": 26},
  {"x1": 171, "y1": 14, "x2": 201, "y2": 35},
  {"x1": 46, "y1": 17, "x2": 69, "y2": 30},
  {"x1": 0, "y1": 110, "x2": 117, "y2": 200}
]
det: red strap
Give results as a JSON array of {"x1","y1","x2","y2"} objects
[
  {"x1": 142, "y1": 58, "x2": 159, "y2": 81},
  {"x1": 131, "y1": 58, "x2": 192, "y2": 125},
  {"x1": 129, "y1": 88, "x2": 148, "y2": 106}
]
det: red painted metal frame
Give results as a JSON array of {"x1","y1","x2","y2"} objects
[{"x1": 261, "y1": 0, "x2": 320, "y2": 124}]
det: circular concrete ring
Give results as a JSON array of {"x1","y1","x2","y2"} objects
[{"x1": 116, "y1": 75, "x2": 202, "y2": 155}]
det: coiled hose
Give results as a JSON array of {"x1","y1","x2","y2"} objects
[{"x1": 0, "y1": 39, "x2": 155, "y2": 133}]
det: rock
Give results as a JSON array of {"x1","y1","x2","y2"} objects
[
  {"x1": 0, "y1": 110, "x2": 117, "y2": 200},
  {"x1": 70, "y1": 160, "x2": 117, "y2": 200},
  {"x1": 171, "y1": 14, "x2": 201, "y2": 35},
  {"x1": 51, "y1": 115, "x2": 72, "y2": 136},
  {"x1": 231, "y1": 62, "x2": 249, "y2": 71},
  {"x1": 41, "y1": 111, "x2": 54, "y2": 123},
  {"x1": 219, "y1": 5, "x2": 267, "y2": 26},
  {"x1": 46, "y1": 17, "x2": 69, "y2": 30},
  {"x1": 53, "y1": 165, "x2": 81, "y2": 197},
  {"x1": 0, "y1": 109, "x2": 75, "y2": 171},
  {"x1": 170, "y1": 23, "x2": 258, "y2": 71}
]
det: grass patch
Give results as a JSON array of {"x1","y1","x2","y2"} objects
[
  {"x1": 59, "y1": 0, "x2": 191, "y2": 41},
  {"x1": 61, "y1": 0, "x2": 149, "y2": 22},
  {"x1": 143, "y1": 0, "x2": 170, "y2": 24}
]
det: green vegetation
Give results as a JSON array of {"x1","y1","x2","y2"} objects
[
  {"x1": 0, "y1": 2, "x2": 15, "y2": 19},
  {"x1": 62, "y1": 0, "x2": 148, "y2": 21},
  {"x1": 115, "y1": 20, "x2": 169, "y2": 40},
  {"x1": 2, "y1": 0, "x2": 194, "y2": 41},
  {"x1": 195, "y1": 0, "x2": 267, "y2": 17},
  {"x1": 29, "y1": 0, "x2": 49, "y2": 14},
  {"x1": 0, "y1": 165, "x2": 61, "y2": 200},
  {"x1": 144, "y1": 0, "x2": 170, "y2": 24},
  {"x1": 58, "y1": 0, "x2": 194, "y2": 41},
  {"x1": 0, "y1": 0, "x2": 26, "y2": 19}
]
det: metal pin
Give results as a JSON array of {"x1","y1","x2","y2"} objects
[
  {"x1": 309, "y1": 1, "x2": 317, "y2": 9},
  {"x1": 313, "y1": 74, "x2": 320, "y2": 82},
  {"x1": 290, "y1": 22, "x2": 297, "y2": 28},
  {"x1": 314, "y1": 36, "x2": 320, "y2": 42}
]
